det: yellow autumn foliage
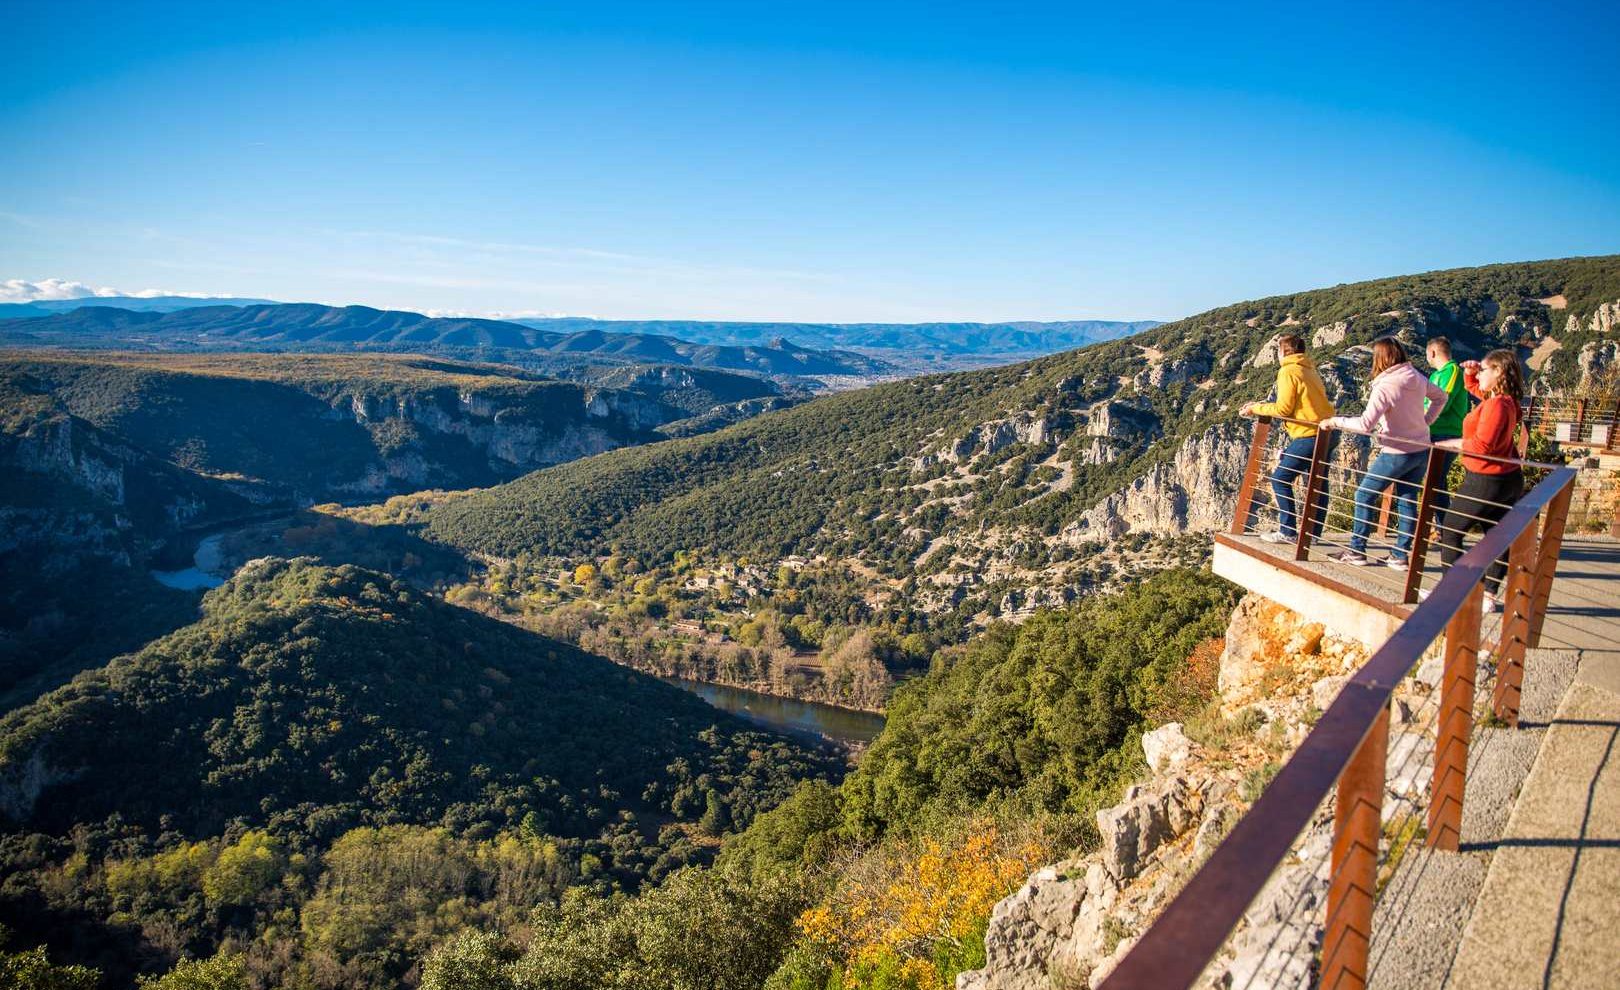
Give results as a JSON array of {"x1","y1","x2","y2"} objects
[{"x1": 797, "y1": 820, "x2": 1049, "y2": 987}]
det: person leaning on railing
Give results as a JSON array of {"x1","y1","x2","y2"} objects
[
  {"x1": 1424, "y1": 335, "x2": 1469, "y2": 519},
  {"x1": 1422, "y1": 349, "x2": 1529, "y2": 613},
  {"x1": 1318, "y1": 337, "x2": 1448, "y2": 568},
  {"x1": 1239, "y1": 333, "x2": 1336, "y2": 544}
]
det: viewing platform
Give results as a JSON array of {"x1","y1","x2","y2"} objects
[{"x1": 1101, "y1": 413, "x2": 1620, "y2": 990}]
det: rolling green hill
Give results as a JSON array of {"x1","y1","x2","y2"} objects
[
  {"x1": 0, "y1": 557, "x2": 841, "y2": 984},
  {"x1": 425, "y1": 257, "x2": 1620, "y2": 591},
  {"x1": 0, "y1": 557, "x2": 837, "y2": 842}
]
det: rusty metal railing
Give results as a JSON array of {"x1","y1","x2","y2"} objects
[{"x1": 1099, "y1": 414, "x2": 1577, "y2": 990}]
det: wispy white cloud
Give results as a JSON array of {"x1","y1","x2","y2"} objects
[{"x1": 0, "y1": 277, "x2": 230, "y2": 302}]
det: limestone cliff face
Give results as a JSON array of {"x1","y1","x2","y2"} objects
[
  {"x1": 11, "y1": 413, "x2": 126, "y2": 506},
  {"x1": 0, "y1": 399, "x2": 248, "y2": 563},
  {"x1": 1070, "y1": 421, "x2": 1252, "y2": 540},
  {"x1": 333, "y1": 384, "x2": 668, "y2": 494}
]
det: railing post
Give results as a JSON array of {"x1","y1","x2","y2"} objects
[
  {"x1": 1527, "y1": 479, "x2": 1574, "y2": 647},
  {"x1": 1403, "y1": 447, "x2": 1448, "y2": 603},
  {"x1": 1377, "y1": 488, "x2": 1393, "y2": 540},
  {"x1": 1231, "y1": 417, "x2": 1273, "y2": 536},
  {"x1": 1491, "y1": 528, "x2": 1540, "y2": 726},
  {"x1": 1293, "y1": 427, "x2": 1332, "y2": 560},
  {"x1": 1429, "y1": 585, "x2": 1483, "y2": 851},
  {"x1": 1323, "y1": 703, "x2": 1389, "y2": 990},
  {"x1": 1574, "y1": 397, "x2": 1588, "y2": 444}
]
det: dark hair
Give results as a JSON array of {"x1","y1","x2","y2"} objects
[
  {"x1": 1370, "y1": 337, "x2": 1409, "y2": 379},
  {"x1": 1427, "y1": 336, "x2": 1452, "y2": 358},
  {"x1": 1481, "y1": 349, "x2": 1525, "y2": 405},
  {"x1": 1277, "y1": 333, "x2": 1305, "y2": 356}
]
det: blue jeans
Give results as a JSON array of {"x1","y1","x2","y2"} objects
[
  {"x1": 1270, "y1": 434, "x2": 1333, "y2": 539},
  {"x1": 1350, "y1": 450, "x2": 1428, "y2": 556}
]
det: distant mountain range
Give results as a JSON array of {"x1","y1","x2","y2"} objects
[
  {"x1": 0, "y1": 303, "x2": 890, "y2": 378},
  {"x1": 0, "y1": 294, "x2": 278, "y2": 319},
  {"x1": 0, "y1": 294, "x2": 1161, "y2": 367},
  {"x1": 510, "y1": 317, "x2": 1163, "y2": 359}
]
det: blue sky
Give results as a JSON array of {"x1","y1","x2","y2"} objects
[{"x1": 3, "y1": 1, "x2": 1617, "y2": 322}]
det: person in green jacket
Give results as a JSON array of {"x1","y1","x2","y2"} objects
[
  {"x1": 1240, "y1": 333, "x2": 1336, "y2": 543},
  {"x1": 1425, "y1": 336, "x2": 1469, "y2": 516}
]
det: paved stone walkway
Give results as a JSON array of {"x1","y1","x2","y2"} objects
[{"x1": 1446, "y1": 648, "x2": 1620, "y2": 989}]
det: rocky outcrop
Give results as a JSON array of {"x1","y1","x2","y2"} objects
[
  {"x1": 1086, "y1": 399, "x2": 1159, "y2": 442},
  {"x1": 1069, "y1": 421, "x2": 1250, "y2": 540},
  {"x1": 1311, "y1": 320, "x2": 1350, "y2": 349},
  {"x1": 1136, "y1": 353, "x2": 1213, "y2": 390},
  {"x1": 1587, "y1": 300, "x2": 1620, "y2": 334},
  {"x1": 962, "y1": 595, "x2": 1379, "y2": 990},
  {"x1": 1250, "y1": 339, "x2": 1280, "y2": 367},
  {"x1": 331, "y1": 383, "x2": 674, "y2": 494},
  {"x1": 11, "y1": 414, "x2": 126, "y2": 506},
  {"x1": 0, "y1": 751, "x2": 76, "y2": 822},
  {"x1": 924, "y1": 412, "x2": 1057, "y2": 466},
  {"x1": 1577, "y1": 341, "x2": 1619, "y2": 390},
  {"x1": 961, "y1": 773, "x2": 1225, "y2": 990},
  {"x1": 1218, "y1": 594, "x2": 1326, "y2": 709}
]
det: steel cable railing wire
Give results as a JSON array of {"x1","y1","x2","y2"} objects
[
  {"x1": 1105, "y1": 480, "x2": 1578, "y2": 990},
  {"x1": 1245, "y1": 668, "x2": 1448, "y2": 988},
  {"x1": 1226, "y1": 563, "x2": 1547, "y2": 986}
]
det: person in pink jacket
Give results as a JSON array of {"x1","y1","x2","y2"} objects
[{"x1": 1319, "y1": 337, "x2": 1448, "y2": 567}]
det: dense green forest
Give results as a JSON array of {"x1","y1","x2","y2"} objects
[
  {"x1": 0, "y1": 558, "x2": 840, "y2": 987},
  {"x1": 0, "y1": 565, "x2": 1235, "y2": 990}
]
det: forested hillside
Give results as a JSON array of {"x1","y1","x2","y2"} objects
[
  {"x1": 0, "y1": 557, "x2": 840, "y2": 986},
  {"x1": 353, "y1": 569, "x2": 1240, "y2": 990},
  {"x1": 427, "y1": 256, "x2": 1620, "y2": 579}
]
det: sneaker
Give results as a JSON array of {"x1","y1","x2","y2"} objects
[
  {"x1": 1417, "y1": 588, "x2": 1431, "y2": 602},
  {"x1": 1384, "y1": 555, "x2": 1409, "y2": 570},
  {"x1": 1330, "y1": 549, "x2": 1371, "y2": 566},
  {"x1": 1483, "y1": 592, "x2": 1501, "y2": 613},
  {"x1": 1260, "y1": 530, "x2": 1292, "y2": 544}
]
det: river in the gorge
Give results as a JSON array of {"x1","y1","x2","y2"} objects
[{"x1": 665, "y1": 678, "x2": 885, "y2": 748}]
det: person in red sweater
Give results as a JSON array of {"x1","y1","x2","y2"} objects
[{"x1": 1432, "y1": 349, "x2": 1526, "y2": 611}]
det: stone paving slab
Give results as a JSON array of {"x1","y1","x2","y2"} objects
[
  {"x1": 1365, "y1": 651, "x2": 1578, "y2": 990},
  {"x1": 1446, "y1": 654, "x2": 1620, "y2": 990}
]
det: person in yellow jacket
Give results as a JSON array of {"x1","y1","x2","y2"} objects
[{"x1": 1240, "y1": 333, "x2": 1336, "y2": 543}]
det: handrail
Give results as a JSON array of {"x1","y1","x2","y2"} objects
[
  {"x1": 1252, "y1": 410, "x2": 1566, "y2": 471},
  {"x1": 1099, "y1": 418, "x2": 1578, "y2": 988}
]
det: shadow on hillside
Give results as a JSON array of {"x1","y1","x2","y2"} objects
[{"x1": 211, "y1": 509, "x2": 473, "y2": 589}]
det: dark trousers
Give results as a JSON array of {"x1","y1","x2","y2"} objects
[
  {"x1": 1269, "y1": 433, "x2": 1334, "y2": 539},
  {"x1": 1437, "y1": 469, "x2": 1525, "y2": 596}
]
